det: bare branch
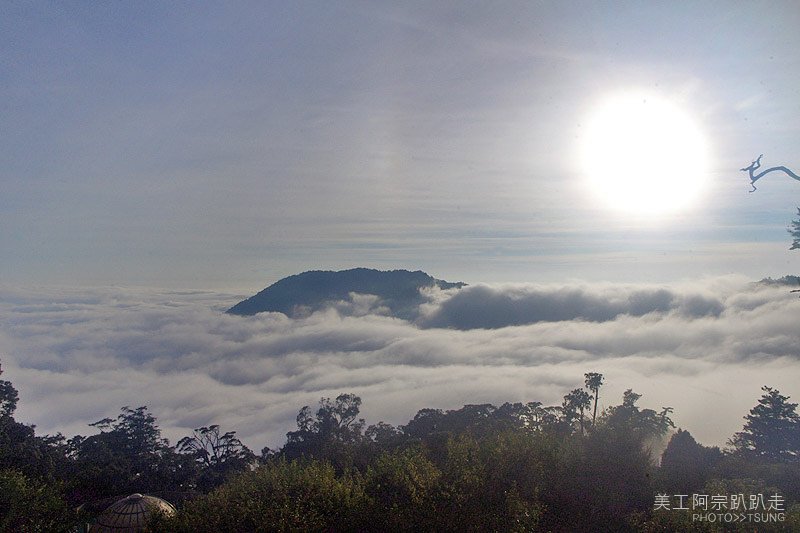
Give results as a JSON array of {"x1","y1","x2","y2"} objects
[{"x1": 741, "y1": 154, "x2": 800, "y2": 192}]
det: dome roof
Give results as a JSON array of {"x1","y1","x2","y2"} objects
[{"x1": 90, "y1": 493, "x2": 176, "y2": 532}]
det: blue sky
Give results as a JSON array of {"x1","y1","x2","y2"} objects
[{"x1": 3, "y1": 2, "x2": 800, "y2": 289}]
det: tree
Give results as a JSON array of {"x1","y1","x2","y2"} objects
[
  {"x1": 430, "y1": 434, "x2": 542, "y2": 532},
  {"x1": 730, "y1": 386, "x2": 800, "y2": 462},
  {"x1": 177, "y1": 425, "x2": 254, "y2": 491},
  {"x1": 602, "y1": 389, "x2": 674, "y2": 440},
  {"x1": 790, "y1": 208, "x2": 800, "y2": 251},
  {"x1": 0, "y1": 364, "x2": 69, "y2": 480},
  {"x1": 402, "y1": 408, "x2": 445, "y2": 440},
  {"x1": 364, "y1": 421, "x2": 402, "y2": 449},
  {"x1": 0, "y1": 470, "x2": 79, "y2": 533},
  {"x1": 584, "y1": 372, "x2": 604, "y2": 427},
  {"x1": 659, "y1": 429, "x2": 722, "y2": 494},
  {"x1": 364, "y1": 447, "x2": 440, "y2": 530},
  {"x1": 282, "y1": 394, "x2": 366, "y2": 469},
  {"x1": 88, "y1": 406, "x2": 169, "y2": 455},
  {"x1": 159, "y1": 459, "x2": 368, "y2": 532},
  {"x1": 0, "y1": 362, "x2": 26, "y2": 471},
  {"x1": 562, "y1": 388, "x2": 592, "y2": 435},
  {"x1": 70, "y1": 406, "x2": 183, "y2": 497},
  {"x1": 0, "y1": 366, "x2": 19, "y2": 419},
  {"x1": 569, "y1": 424, "x2": 655, "y2": 530},
  {"x1": 741, "y1": 156, "x2": 800, "y2": 252}
]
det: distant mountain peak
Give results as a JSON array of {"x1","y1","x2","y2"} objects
[
  {"x1": 227, "y1": 268, "x2": 466, "y2": 320},
  {"x1": 757, "y1": 275, "x2": 800, "y2": 287}
]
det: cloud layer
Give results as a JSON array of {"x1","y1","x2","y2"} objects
[
  {"x1": 416, "y1": 283, "x2": 724, "y2": 329},
  {"x1": 1, "y1": 278, "x2": 799, "y2": 450}
]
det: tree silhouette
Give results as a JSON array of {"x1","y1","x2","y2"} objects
[
  {"x1": 740, "y1": 154, "x2": 800, "y2": 192},
  {"x1": 0, "y1": 362, "x2": 19, "y2": 419},
  {"x1": 584, "y1": 372, "x2": 604, "y2": 428},
  {"x1": 563, "y1": 388, "x2": 592, "y2": 435},
  {"x1": 0, "y1": 364, "x2": 70, "y2": 482},
  {"x1": 176, "y1": 425, "x2": 254, "y2": 490},
  {"x1": 603, "y1": 389, "x2": 674, "y2": 439},
  {"x1": 659, "y1": 429, "x2": 722, "y2": 494},
  {"x1": 70, "y1": 406, "x2": 179, "y2": 496},
  {"x1": 283, "y1": 393, "x2": 367, "y2": 470},
  {"x1": 741, "y1": 156, "x2": 800, "y2": 255},
  {"x1": 790, "y1": 208, "x2": 800, "y2": 251},
  {"x1": 177, "y1": 425, "x2": 252, "y2": 468},
  {"x1": 730, "y1": 386, "x2": 800, "y2": 462}
]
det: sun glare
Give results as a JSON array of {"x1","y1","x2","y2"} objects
[{"x1": 580, "y1": 92, "x2": 709, "y2": 216}]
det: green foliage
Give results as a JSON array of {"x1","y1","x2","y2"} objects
[
  {"x1": 3, "y1": 364, "x2": 800, "y2": 532},
  {"x1": 69, "y1": 406, "x2": 190, "y2": 499},
  {"x1": 370, "y1": 432, "x2": 545, "y2": 532},
  {"x1": 364, "y1": 447, "x2": 441, "y2": 530},
  {"x1": 433, "y1": 434, "x2": 487, "y2": 528},
  {"x1": 456, "y1": 431, "x2": 546, "y2": 532},
  {"x1": 162, "y1": 459, "x2": 368, "y2": 532},
  {"x1": 789, "y1": 208, "x2": 800, "y2": 250},
  {"x1": 157, "y1": 383, "x2": 799, "y2": 531},
  {"x1": 0, "y1": 469, "x2": 79, "y2": 533}
]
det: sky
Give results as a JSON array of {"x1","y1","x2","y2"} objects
[
  {"x1": 2, "y1": 3, "x2": 800, "y2": 449},
  {"x1": 2, "y1": 1, "x2": 800, "y2": 288}
]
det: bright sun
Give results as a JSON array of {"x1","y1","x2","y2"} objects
[{"x1": 580, "y1": 92, "x2": 709, "y2": 216}]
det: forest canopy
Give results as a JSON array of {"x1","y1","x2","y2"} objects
[{"x1": 1, "y1": 365, "x2": 799, "y2": 532}]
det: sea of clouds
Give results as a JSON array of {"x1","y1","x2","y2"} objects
[{"x1": 1, "y1": 277, "x2": 798, "y2": 451}]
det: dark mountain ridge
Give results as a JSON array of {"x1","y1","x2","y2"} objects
[{"x1": 227, "y1": 268, "x2": 466, "y2": 320}]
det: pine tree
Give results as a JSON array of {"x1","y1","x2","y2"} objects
[
  {"x1": 730, "y1": 386, "x2": 800, "y2": 462},
  {"x1": 790, "y1": 208, "x2": 800, "y2": 250}
]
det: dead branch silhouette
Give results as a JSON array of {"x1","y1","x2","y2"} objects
[{"x1": 741, "y1": 154, "x2": 800, "y2": 192}]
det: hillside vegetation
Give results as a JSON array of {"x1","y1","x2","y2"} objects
[{"x1": 1, "y1": 367, "x2": 799, "y2": 532}]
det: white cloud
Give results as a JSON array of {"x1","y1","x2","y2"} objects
[{"x1": 1, "y1": 280, "x2": 798, "y2": 450}]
